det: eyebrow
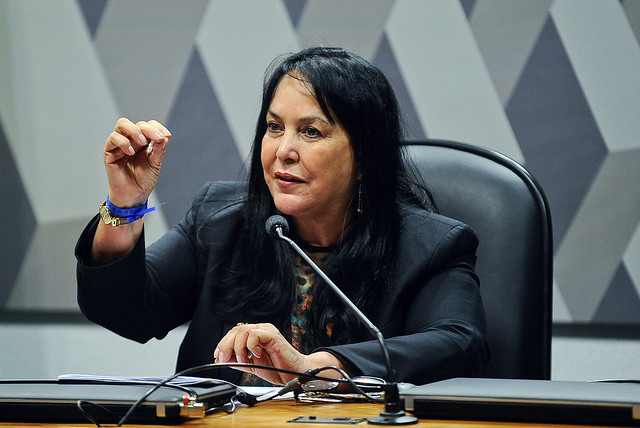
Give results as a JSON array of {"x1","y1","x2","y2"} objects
[{"x1": 266, "y1": 110, "x2": 330, "y2": 126}]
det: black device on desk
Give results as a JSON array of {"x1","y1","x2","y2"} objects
[
  {"x1": 0, "y1": 378, "x2": 236, "y2": 424},
  {"x1": 401, "y1": 377, "x2": 640, "y2": 427}
]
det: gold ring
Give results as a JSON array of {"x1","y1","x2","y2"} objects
[{"x1": 236, "y1": 322, "x2": 247, "y2": 327}]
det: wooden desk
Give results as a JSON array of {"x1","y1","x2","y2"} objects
[{"x1": 1, "y1": 399, "x2": 628, "y2": 427}]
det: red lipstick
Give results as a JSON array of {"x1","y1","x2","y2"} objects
[{"x1": 275, "y1": 172, "x2": 304, "y2": 187}]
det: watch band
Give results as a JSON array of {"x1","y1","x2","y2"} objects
[
  {"x1": 99, "y1": 196, "x2": 162, "y2": 227},
  {"x1": 99, "y1": 201, "x2": 133, "y2": 227}
]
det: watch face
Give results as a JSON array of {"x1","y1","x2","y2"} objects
[{"x1": 100, "y1": 204, "x2": 112, "y2": 224}]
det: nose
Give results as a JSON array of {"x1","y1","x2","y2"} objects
[{"x1": 276, "y1": 131, "x2": 299, "y2": 163}]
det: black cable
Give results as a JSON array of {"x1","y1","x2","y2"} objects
[
  {"x1": 206, "y1": 397, "x2": 236, "y2": 414},
  {"x1": 76, "y1": 399, "x2": 121, "y2": 426},
  {"x1": 234, "y1": 390, "x2": 258, "y2": 406}
]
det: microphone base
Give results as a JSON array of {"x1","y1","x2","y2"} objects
[
  {"x1": 367, "y1": 411, "x2": 418, "y2": 425},
  {"x1": 367, "y1": 383, "x2": 418, "y2": 425}
]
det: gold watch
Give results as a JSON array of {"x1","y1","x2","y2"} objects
[{"x1": 99, "y1": 201, "x2": 132, "y2": 226}]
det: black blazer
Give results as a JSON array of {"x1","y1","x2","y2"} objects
[{"x1": 76, "y1": 182, "x2": 488, "y2": 385}]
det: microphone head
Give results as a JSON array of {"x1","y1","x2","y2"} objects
[{"x1": 265, "y1": 215, "x2": 289, "y2": 238}]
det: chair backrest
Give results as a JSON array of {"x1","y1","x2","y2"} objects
[{"x1": 402, "y1": 140, "x2": 552, "y2": 380}]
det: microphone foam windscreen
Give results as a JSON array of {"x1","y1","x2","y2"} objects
[{"x1": 265, "y1": 215, "x2": 289, "y2": 238}]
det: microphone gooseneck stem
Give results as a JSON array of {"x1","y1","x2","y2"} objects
[
  {"x1": 275, "y1": 226, "x2": 395, "y2": 383},
  {"x1": 268, "y1": 216, "x2": 417, "y2": 424}
]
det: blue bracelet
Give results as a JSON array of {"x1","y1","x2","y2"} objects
[{"x1": 105, "y1": 195, "x2": 161, "y2": 223}]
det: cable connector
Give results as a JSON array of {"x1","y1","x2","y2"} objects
[{"x1": 178, "y1": 395, "x2": 204, "y2": 418}]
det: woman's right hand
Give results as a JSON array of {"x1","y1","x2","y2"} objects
[{"x1": 104, "y1": 118, "x2": 172, "y2": 208}]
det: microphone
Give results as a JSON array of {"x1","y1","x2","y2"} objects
[
  {"x1": 265, "y1": 215, "x2": 417, "y2": 425},
  {"x1": 265, "y1": 214, "x2": 289, "y2": 239}
]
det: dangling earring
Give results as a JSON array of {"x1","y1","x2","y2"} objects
[{"x1": 357, "y1": 178, "x2": 363, "y2": 214}]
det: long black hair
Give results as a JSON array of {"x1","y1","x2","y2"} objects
[{"x1": 213, "y1": 46, "x2": 434, "y2": 349}]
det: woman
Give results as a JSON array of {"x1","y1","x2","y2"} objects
[{"x1": 75, "y1": 47, "x2": 488, "y2": 386}]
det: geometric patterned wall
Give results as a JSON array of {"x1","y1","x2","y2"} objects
[{"x1": 1, "y1": 0, "x2": 640, "y2": 327}]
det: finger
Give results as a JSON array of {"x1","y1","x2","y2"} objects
[
  {"x1": 214, "y1": 345, "x2": 236, "y2": 364},
  {"x1": 112, "y1": 117, "x2": 148, "y2": 153},
  {"x1": 150, "y1": 120, "x2": 171, "y2": 156},
  {"x1": 246, "y1": 328, "x2": 271, "y2": 360},
  {"x1": 147, "y1": 120, "x2": 171, "y2": 138},
  {"x1": 244, "y1": 324, "x2": 277, "y2": 359},
  {"x1": 232, "y1": 325, "x2": 253, "y2": 364},
  {"x1": 214, "y1": 329, "x2": 238, "y2": 364},
  {"x1": 136, "y1": 120, "x2": 170, "y2": 145},
  {"x1": 214, "y1": 322, "x2": 255, "y2": 364},
  {"x1": 105, "y1": 131, "x2": 136, "y2": 159},
  {"x1": 146, "y1": 130, "x2": 170, "y2": 165}
]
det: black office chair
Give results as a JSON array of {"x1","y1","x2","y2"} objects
[{"x1": 402, "y1": 139, "x2": 552, "y2": 380}]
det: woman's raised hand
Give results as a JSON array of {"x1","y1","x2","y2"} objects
[
  {"x1": 104, "y1": 118, "x2": 171, "y2": 208},
  {"x1": 91, "y1": 118, "x2": 170, "y2": 265}
]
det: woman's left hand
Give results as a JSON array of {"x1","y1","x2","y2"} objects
[{"x1": 213, "y1": 323, "x2": 346, "y2": 385}]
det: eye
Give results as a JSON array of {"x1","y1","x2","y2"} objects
[
  {"x1": 266, "y1": 121, "x2": 282, "y2": 133},
  {"x1": 302, "y1": 126, "x2": 321, "y2": 138}
]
